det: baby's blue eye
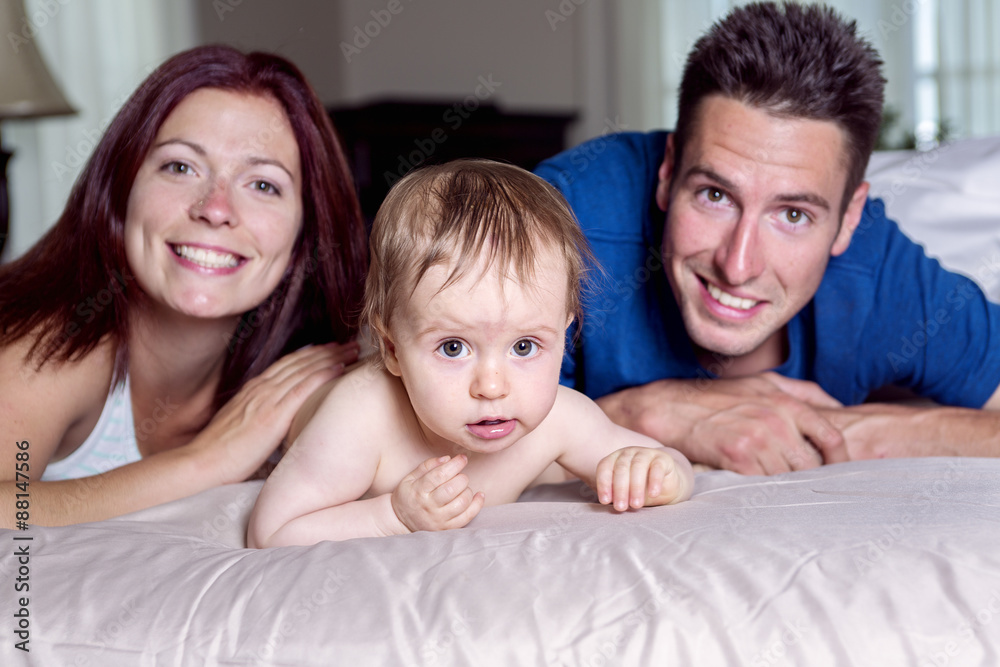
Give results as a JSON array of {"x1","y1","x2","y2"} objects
[
  {"x1": 439, "y1": 340, "x2": 467, "y2": 358},
  {"x1": 511, "y1": 339, "x2": 537, "y2": 358}
]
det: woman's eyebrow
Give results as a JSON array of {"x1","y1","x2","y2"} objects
[{"x1": 152, "y1": 139, "x2": 294, "y2": 180}]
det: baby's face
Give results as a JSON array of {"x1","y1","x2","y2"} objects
[{"x1": 384, "y1": 244, "x2": 573, "y2": 456}]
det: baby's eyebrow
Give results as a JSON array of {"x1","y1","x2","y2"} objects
[{"x1": 415, "y1": 323, "x2": 563, "y2": 338}]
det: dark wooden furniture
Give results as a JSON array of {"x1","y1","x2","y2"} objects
[{"x1": 329, "y1": 101, "x2": 576, "y2": 222}]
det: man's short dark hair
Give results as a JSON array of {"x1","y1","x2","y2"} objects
[{"x1": 674, "y1": 2, "x2": 886, "y2": 212}]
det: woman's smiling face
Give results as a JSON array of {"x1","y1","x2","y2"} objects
[{"x1": 124, "y1": 87, "x2": 303, "y2": 322}]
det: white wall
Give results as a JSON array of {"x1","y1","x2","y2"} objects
[
  {"x1": 196, "y1": 1, "x2": 616, "y2": 147},
  {"x1": 652, "y1": 0, "x2": 916, "y2": 133},
  {"x1": 194, "y1": 0, "x2": 343, "y2": 104},
  {"x1": 1, "y1": 0, "x2": 924, "y2": 260}
]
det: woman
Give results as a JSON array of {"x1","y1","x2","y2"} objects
[{"x1": 0, "y1": 45, "x2": 367, "y2": 526}]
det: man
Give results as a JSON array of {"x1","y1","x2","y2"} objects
[{"x1": 535, "y1": 2, "x2": 1000, "y2": 475}]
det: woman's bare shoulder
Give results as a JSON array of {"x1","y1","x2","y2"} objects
[{"x1": 0, "y1": 335, "x2": 116, "y2": 470}]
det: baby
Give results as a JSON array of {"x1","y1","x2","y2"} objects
[{"x1": 248, "y1": 160, "x2": 693, "y2": 547}]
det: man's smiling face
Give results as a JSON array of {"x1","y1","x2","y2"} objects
[{"x1": 657, "y1": 95, "x2": 868, "y2": 372}]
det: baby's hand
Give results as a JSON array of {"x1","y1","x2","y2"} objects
[
  {"x1": 596, "y1": 447, "x2": 692, "y2": 511},
  {"x1": 391, "y1": 455, "x2": 485, "y2": 532}
]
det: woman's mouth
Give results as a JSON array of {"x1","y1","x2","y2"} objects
[{"x1": 171, "y1": 244, "x2": 242, "y2": 269}]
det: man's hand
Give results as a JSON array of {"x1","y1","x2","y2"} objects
[
  {"x1": 596, "y1": 373, "x2": 847, "y2": 475},
  {"x1": 596, "y1": 446, "x2": 693, "y2": 510},
  {"x1": 391, "y1": 455, "x2": 485, "y2": 532}
]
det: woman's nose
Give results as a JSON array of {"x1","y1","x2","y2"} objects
[{"x1": 190, "y1": 182, "x2": 235, "y2": 227}]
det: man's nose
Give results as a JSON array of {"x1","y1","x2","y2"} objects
[{"x1": 715, "y1": 214, "x2": 764, "y2": 285}]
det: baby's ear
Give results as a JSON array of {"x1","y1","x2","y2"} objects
[
  {"x1": 382, "y1": 337, "x2": 402, "y2": 377},
  {"x1": 564, "y1": 312, "x2": 575, "y2": 330}
]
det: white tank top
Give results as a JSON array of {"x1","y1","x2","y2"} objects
[{"x1": 41, "y1": 377, "x2": 141, "y2": 481}]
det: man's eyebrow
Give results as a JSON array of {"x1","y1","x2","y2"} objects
[
  {"x1": 152, "y1": 139, "x2": 295, "y2": 180},
  {"x1": 773, "y1": 191, "x2": 831, "y2": 213},
  {"x1": 683, "y1": 164, "x2": 831, "y2": 212},
  {"x1": 683, "y1": 165, "x2": 738, "y2": 194}
]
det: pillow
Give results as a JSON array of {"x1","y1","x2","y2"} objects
[{"x1": 865, "y1": 136, "x2": 1000, "y2": 303}]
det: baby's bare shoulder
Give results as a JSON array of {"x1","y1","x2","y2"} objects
[
  {"x1": 545, "y1": 385, "x2": 608, "y2": 428},
  {"x1": 309, "y1": 363, "x2": 394, "y2": 422}
]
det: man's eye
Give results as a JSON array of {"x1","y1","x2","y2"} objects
[
  {"x1": 439, "y1": 340, "x2": 467, "y2": 358},
  {"x1": 511, "y1": 339, "x2": 538, "y2": 358},
  {"x1": 781, "y1": 208, "x2": 809, "y2": 225},
  {"x1": 700, "y1": 188, "x2": 727, "y2": 204}
]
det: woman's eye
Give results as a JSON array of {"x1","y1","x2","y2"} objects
[
  {"x1": 511, "y1": 339, "x2": 538, "y2": 358},
  {"x1": 163, "y1": 161, "x2": 191, "y2": 175},
  {"x1": 439, "y1": 340, "x2": 467, "y2": 358},
  {"x1": 252, "y1": 180, "x2": 280, "y2": 196}
]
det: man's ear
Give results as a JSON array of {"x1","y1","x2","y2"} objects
[
  {"x1": 655, "y1": 134, "x2": 676, "y2": 213},
  {"x1": 382, "y1": 336, "x2": 402, "y2": 377},
  {"x1": 831, "y1": 181, "x2": 870, "y2": 257}
]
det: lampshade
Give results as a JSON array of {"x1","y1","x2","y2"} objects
[{"x1": 0, "y1": 0, "x2": 75, "y2": 119}]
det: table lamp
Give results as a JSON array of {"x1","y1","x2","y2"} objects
[{"x1": 0, "y1": 0, "x2": 75, "y2": 258}]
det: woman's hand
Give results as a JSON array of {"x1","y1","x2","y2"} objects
[{"x1": 189, "y1": 342, "x2": 359, "y2": 483}]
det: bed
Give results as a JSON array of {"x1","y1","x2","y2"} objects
[{"x1": 3, "y1": 136, "x2": 999, "y2": 666}]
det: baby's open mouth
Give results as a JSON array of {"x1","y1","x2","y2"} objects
[{"x1": 467, "y1": 418, "x2": 515, "y2": 439}]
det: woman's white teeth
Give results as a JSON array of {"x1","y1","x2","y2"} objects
[
  {"x1": 707, "y1": 283, "x2": 757, "y2": 310},
  {"x1": 174, "y1": 245, "x2": 239, "y2": 268}
]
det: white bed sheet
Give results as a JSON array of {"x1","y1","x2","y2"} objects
[{"x1": 3, "y1": 457, "x2": 999, "y2": 666}]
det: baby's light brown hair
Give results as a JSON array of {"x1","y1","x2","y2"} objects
[{"x1": 362, "y1": 159, "x2": 593, "y2": 365}]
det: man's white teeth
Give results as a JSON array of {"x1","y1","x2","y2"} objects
[
  {"x1": 173, "y1": 245, "x2": 239, "y2": 268},
  {"x1": 707, "y1": 283, "x2": 757, "y2": 310}
]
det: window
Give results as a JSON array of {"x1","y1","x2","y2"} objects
[{"x1": 925, "y1": 0, "x2": 1000, "y2": 141}]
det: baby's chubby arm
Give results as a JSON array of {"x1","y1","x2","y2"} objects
[
  {"x1": 248, "y1": 368, "x2": 408, "y2": 547},
  {"x1": 552, "y1": 387, "x2": 694, "y2": 511},
  {"x1": 247, "y1": 367, "x2": 485, "y2": 547}
]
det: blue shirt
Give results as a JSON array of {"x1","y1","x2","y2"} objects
[{"x1": 535, "y1": 131, "x2": 1000, "y2": 407}]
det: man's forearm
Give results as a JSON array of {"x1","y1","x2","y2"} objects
[
  {"x1": 822, "y1": 404, "x2": 1000, "y2": 460},
  {"x1": 595, "y1": 377, "x2": 845, "y2": 473}
]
